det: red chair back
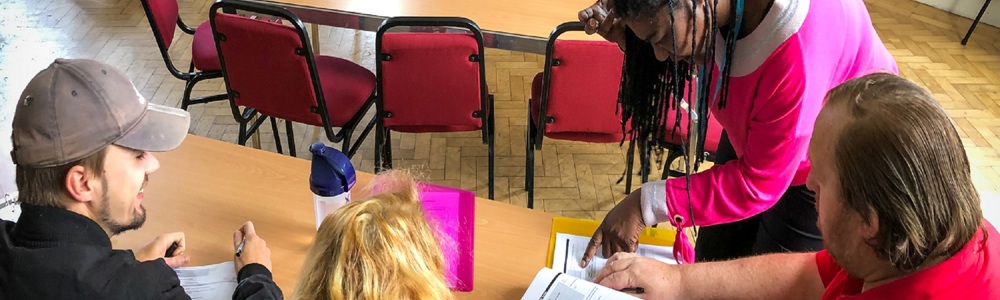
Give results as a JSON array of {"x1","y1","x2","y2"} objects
[
  {"x1": 536, "y1": 39, "x2": 624, "y2": 142},
  {"x1": 142, "y1": 0, "x2": 180, "y2": 49},
  {"x1": 211, "y1": 12, "x2": 328, "y2": 127},
  {"x1": 377, "y1": 30, "x2": 486, "y2": 133}
]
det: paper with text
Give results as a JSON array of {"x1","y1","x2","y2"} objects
[
  {"x1": 521, "y1": 267, "x2": 640, "y2": 300},
  {"x1": 551, "y1": 233, "x2": 677, "y2": 281},
  {"x1": 174, "y1": 262, "x2": 238, "y2": 300}
]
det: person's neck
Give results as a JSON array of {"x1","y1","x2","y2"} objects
[
  {"x1": 860, "y1": 255, "x2": 950, "y2": 292},
  {"x1": 64, "y1": 202, "x2": 114, "y2": 237},
  {"x1": 716, "y1": 0, "x2": 775, "y2": 39}
]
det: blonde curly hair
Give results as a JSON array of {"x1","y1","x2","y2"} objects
[{"x1": 293, "y1": 170, "x2": 454, "y2": 300}]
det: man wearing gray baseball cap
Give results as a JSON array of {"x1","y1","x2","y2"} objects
[{"x1": 0, "y1": 59, "x2": 282, "y2": 299}]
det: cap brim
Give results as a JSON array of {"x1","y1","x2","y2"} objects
[{"x1": 115, "y1": 103, "x2": 191, "y2": 152}]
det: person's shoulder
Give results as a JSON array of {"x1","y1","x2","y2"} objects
[{"x1": 99, "y1": 254, "x2": 188, "y2": 299}]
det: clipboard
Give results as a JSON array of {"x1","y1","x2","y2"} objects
[{"x1": 546, "y1": 217, "x2": 676, "y2": 268}]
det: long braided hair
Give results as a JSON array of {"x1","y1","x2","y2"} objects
[
  {"x1": 615, "y1": 0, "x2": 741, "y2": 225},
  {"x1": 616, "y1": 0, "x2": 738, "y2": 169}
]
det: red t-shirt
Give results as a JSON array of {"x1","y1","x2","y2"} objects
[{"x1": 816, "y1": 220, "x2": 999, "y2": 299}]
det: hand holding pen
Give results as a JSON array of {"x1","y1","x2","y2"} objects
[
  {"x1": 594, "y1": 252, "x2": 678, "y2": 299},
  {"x1": 232, "y1": 221, "x2": 273, "y2": 273},
  {"x1": 135, "y1": 232, "x2": 189, "y2": 268}
]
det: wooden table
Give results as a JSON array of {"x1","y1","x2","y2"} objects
[
  {"x1": 112, "y1": 135, "x2": 555, "y2": 299},
  {"x1": 253, "y1": 0, "x2": 602, "y2": 54}
]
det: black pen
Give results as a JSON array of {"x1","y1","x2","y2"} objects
[
  {"x1": 619, "y1": 287, "x2": 645, "y2": 294},
  {"x1": 235, "y1": 236, "x2": 247, "y2": 257},
  {"x1": 165, "y1": 242, "x2": 179, "y2": 258}
]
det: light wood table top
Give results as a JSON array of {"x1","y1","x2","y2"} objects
[
  {"x1": 253, "y1": 0, "x2": 603, "y2": 53},
  {"x1": 112, "y1": 135, "x2": 555, "y2": 299}
]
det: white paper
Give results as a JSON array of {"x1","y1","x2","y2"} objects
[
  {"x1": 551, "y1": 233, "x2": 677, "y2": 282},
  {"x1": 521, "y1": 267, "x2": 640, "y2": 300},
  {"x1": 174, "y1": 262, "x2": 238, "y2": 300},
  {"x1": 0, "y1": 191, "x2": 20, "y2": 222}
]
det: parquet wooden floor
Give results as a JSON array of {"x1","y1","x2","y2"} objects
[{"x1": 0, "y1": 0, "x2": 998, "y2": 221}]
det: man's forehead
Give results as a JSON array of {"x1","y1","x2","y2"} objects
[{"x1": 811, "y1": 104, "x2": 849, "y2": 157}]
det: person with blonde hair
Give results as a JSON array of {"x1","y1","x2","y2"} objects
[{"x1": 294, "y1": 170, "x2": 454, "y2": 300}]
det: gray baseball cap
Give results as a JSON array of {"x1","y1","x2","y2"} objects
[{"x1": 11, "y1": 58, "x2": 191, "y2": 168}]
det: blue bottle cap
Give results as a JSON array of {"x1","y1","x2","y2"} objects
[{"x1": 309, "y1": 142, "x2": 356, "y2": 197}]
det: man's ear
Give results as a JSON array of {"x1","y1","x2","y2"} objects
[
  {"x1": 64, "y1": 165, "x2": 97, "y2": 203},
  {"x1": 860, "y1": 207, "x2": 880, "y2": 244}
]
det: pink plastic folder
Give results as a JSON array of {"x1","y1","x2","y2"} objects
[{"x1": 417, "y1": 183, "x2": 476, "y2": 292}]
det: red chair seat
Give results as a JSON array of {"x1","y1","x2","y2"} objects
[
  {"x1": 315, "y1": 55, "x2": 376, "y2": 126},
  {"x1": 192, "y1": 21, "x2": 221, "y2": 71}
]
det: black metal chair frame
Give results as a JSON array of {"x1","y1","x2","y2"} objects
[
  {"x1": 525, "y1": 21, "x2": 638, "y2": 209},
  {"x1": 139, "y1": 0, "x2": 229, "y2": 110},
  {"x1": 209, "y1": 0, "x2": 377, "y2": 158},
  {"x1": 962, "y1": 0, "x2": 993, "y2": 45}
]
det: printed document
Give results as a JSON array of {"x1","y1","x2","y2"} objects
[
  {"x1": 174, "y1": 262, "x2": 238, "y2": 300},
  {"x1": 521, "y1": 267, "x2": 640, "y2": 300},
  {"x1": 551, "y1": 232, "x2": 677, "y2": 281}
]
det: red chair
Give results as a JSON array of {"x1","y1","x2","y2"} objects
[
  {"x1": 209, "y1": 0, "x2": 376, "y2": 157},
  {"x1": 526, "y1": 21, "x2": 630, "y2": 209},
  {"x1": 139, "y1": 0, "x2": 227, "y2": 110},
  {"x1": 650, "y1": 102, "x2": 724, "y2": 180},
  {"x1": 375, "y1": 17, "x2": 495, "y2": 199}
]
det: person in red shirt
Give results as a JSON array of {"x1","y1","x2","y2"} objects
[{"x1": 592, "y1": 72, "x2": 999, "y2": 299}]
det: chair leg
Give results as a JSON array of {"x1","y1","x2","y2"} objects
[
  {"x1": 341, "y1": 130, "x2": 352, "y2": 157},
  {"x1": 640, "y1": 139, "x2": 651, "y2": 184},
  {"x1": 962, "y1": 0, "x2": 992, "y2": 45},
  {"x1": 286, "y1": 120, "x2": 296, "y2": 157},
  {"x1": 487, "y1": 103, "x2": 495, "y2": 200},
  {"x1": 238, "y1": 120, "x2": 249, "y2": 146},
  {"x1": 525, "y1": 108, "x2": 534, "y2": 191},
  {"x1": 181, "y1": 81, "x2": 195, "y2": 111},
  {"x1": 662, "y1": 147, "x2": 686, "y2": 178},
  {"x1": 383, "y1": 129, "x2": 393, "y2": 169},
  {"x1": 181, "y1": 62, "x2": 196, "y2": 111},
  {"x1": 269, "y1": 117, "x2": 283, "y2": 155},
  {"x1": 525, "y1": 106, "x2": 536, "y2": 208},
  {"x1": 347, "y1": 117, "x2": 377, "y2": 159},
  {"x1": 374, "y1": 120, "x2": 385, "y2": 173},
  {"x1": 625, "y1": 139, "x2": 636, "y2": 194}
]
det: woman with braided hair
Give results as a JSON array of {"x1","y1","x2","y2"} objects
[{"x1": 578, "y1": 0, "x2": 898, "y2": 266}]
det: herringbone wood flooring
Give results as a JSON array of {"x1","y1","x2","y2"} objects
[{"x1": 1, "y1": 0, "x2": 999, "y2": 221}]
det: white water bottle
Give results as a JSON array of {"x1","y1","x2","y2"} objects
[{"x1": 309, "y1": 142, "x2": 356, "y2": 229}]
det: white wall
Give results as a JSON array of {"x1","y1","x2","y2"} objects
[
  {"x1": 915, "y1": 0, "x2": 1000, "y2": 29},
  {"x1": 983, "y1": 192, "x2": 1000, "y2": 225}
]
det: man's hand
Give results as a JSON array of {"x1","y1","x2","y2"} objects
[
  {"x1": 135, "y1": 232, "x2": 190, "y2": 268},
  {"x1": 578, "y1": 0, "x2": 626, "y2": 46},
  {"x1": 594, "y1": 252, "x2": 682, "y2": 299},
  {"x1": 581, "y1": 191, "x2": 646, "y2": 267},
  {"x1": 233, "y1": 221, "x2": 273, "y2": 272}
]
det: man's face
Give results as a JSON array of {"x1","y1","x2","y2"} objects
[
  {"x1": 806, "y1": 102, "x2": 875, "y2": 277},
  {"x1": 93, "y1": 144, "x2": 160, "y2": 235}
]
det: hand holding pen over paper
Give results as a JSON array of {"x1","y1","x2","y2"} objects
[
  {"x1": 232, "y1": 221, "x2": 273, "y2": 273},
  {"x1": 593, "y1": 252, "x2": 680, "y2": 299},
  {"x1": 135, "y1": 231, "x2": 190, "y2": 268}
]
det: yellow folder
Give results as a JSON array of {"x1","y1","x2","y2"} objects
[{"x1": 546, "y1": 216, "x2": 677, "y2": 268}]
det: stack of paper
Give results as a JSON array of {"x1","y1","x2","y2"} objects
[{"x1": 521, "y1": 267, "x2": 641, "y2": 300}]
